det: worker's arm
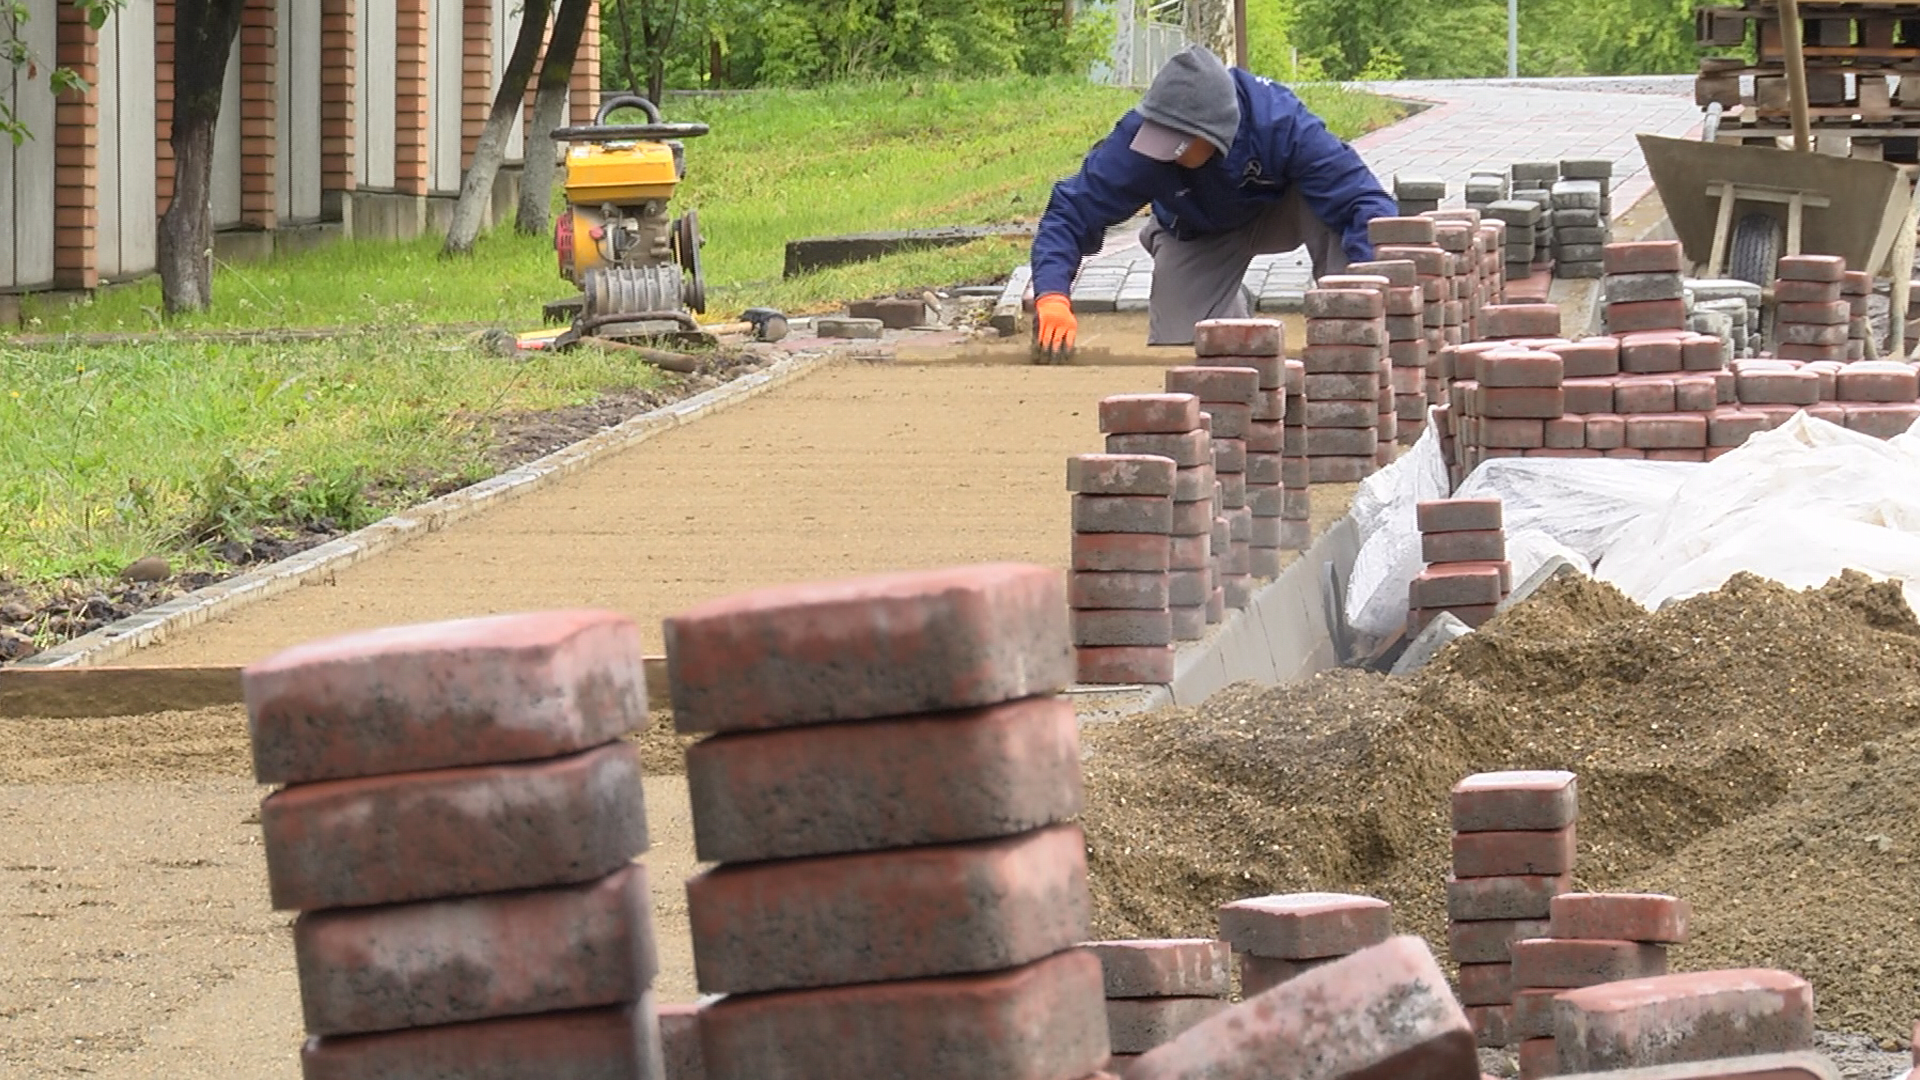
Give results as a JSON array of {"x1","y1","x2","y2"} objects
[
  {"x1": 1274, "y1": 93, "x2": 1397, "y2": 264},
  {"x1": 1030, "y1": 114, "x2": 1175, "y2": 300}
]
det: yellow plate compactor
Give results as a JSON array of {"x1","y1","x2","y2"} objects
[{"x1": 549, "y1": 94, "x2": 711, "y2": 343}]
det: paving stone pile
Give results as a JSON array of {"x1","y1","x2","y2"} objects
[
  {"x1": 1411, "y1": 497, "x2": 1513, "y2": 632},
  {"x1": 1513, "y1": 892, "x2": 1693, "y2": 1078},
  {"x1": 1086, "y1": 938, "x2": 1231, "y2": 1070},
  {"x1": 243, "y1": 611, "x2": 665, "y2": 1077},
  {"x1": 1194, "y1": 321, "x2": 1296, "y2": 572},
  {"x1": 1219, "y1": 891, "x2": 1394, "y2": 999},
  {"x1": 1395, "y1": 173, "x2": 1447, "y2": 216}
]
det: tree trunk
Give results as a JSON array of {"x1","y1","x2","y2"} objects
[
  {"x1": 647, "y1": 57, "x2": 665, "y2": 104},
  {"x1": 1184, "y1": 0, "x2": 1237, "y2": 66},
  {"x1": 515, "y1": 0, "x2": 593, "y2": 236},
  {"x1": 443, "y1": 0, "x2": 552, "y2": 256},
  {"x1": 156, "y1": 0, "x2": 245, "y2": 315}
]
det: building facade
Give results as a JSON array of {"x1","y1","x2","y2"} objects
[{"x1": 0, "y1": 0, "x2": 601, "y2": 293}]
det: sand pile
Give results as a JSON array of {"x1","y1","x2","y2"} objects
[{"x1": 1081, "y1": 570, "x2": 1920, "y2": 1037}]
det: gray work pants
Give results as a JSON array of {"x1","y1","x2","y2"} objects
[{"x1": 1138, "y1": 189, "x2": 1349, "y2": 346}]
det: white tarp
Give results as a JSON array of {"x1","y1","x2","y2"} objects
[{"x1": 1342, "y1": 411, "x2": 1920, "y2": 637}]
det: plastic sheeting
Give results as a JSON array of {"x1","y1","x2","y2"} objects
[
  {"x1": 1598, "y1": 413, "x2": 1920, "y2": 612},
  {"x1": 1342, "y1": 410, "x2": 1920, "y2": 637}
]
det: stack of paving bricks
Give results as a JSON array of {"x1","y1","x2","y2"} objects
[
  {"x1": 1512, "y1": 892, "x2": 1691, "y2": 1079},
  {"x1": 1303, "y1": 271, "x2": 1391, "y2": 483},
  {"x1": 1511, "y1": 162, "x2": 1560, "y2": 272},
  {"x1": 1466, "y1": 168, "x2": 1510, "y2": 214},
  {"x1": 1411, "y1": 497, "x2": 1511, "y2": 632},
  {"x1": 1843, "y1": 270, "x2": 1872, "y2": 359},
  {"x1": 666, "y1": 564, "x2": 1117, "y2": 1080},
  {"x1": 1168, "y1": 363, "x2": 1260, "y2": 606},
  {"x1": 244, "y1": 611, "x2": 665, "y2": 1077},
  {"x1": 1553, "y1": 968, "x2": 1816, "y2": 1074},
  {"x1": 1394, "y1": 173, "x2": 1446, "y2": 215},
  {"x1": 1074, "y1": 393, "x2": 1199, "y2": 681},
  {"x1": 1069, "y1": 441, "x2": 1177, "y2": 684},
  {"x1": 1687, "y1": 279, "x2": 1763, "y2": 357},
  {"x1": 1195, "y1": 318, "x2": 1297, "y2": 569},
  {"x1": 1550, "y1": 178, "x2": 1606, "y2": 279},
  {"x1": 1604, "y1": 241, "x2": 1689, "y2": 335},
  {"x1": 1280, "y1": 355, "x2": 1312, "y2": 548},
  {"x1": 1447, "y1": 769, "x2": 1579, "y2": 1056},
  {"x1": 1490, "y1": 198, "x2": 1544, "y2": 284},
  {"x1": 1831, "y1": 360, "x2": 1920, "y2": 436},
  {"x1": 1086, "y1": 939, "x2": 1230, "y2": 1072},
  {"x1": 1313, "y1": 265, "x2": 1400, "y2": 465},
  {"x1": 1728, "y1": 357, "x2": 1920, "y2": 438},
  {"x1": 1352, "y1": 256, "x2": 1432, "y2": 445},
  {"x1": 1376, "y1": 222, "x2": 1460, "y2": 401},
  {"x1": 1217, "y1": 893, "x2": 1393, "y2": 998},
  {"x1": 1772, "y1": 255, "x2": 1853, "y2": 362},
  {"x1": 1430, "y1": 214, "x2": 1481, "y2": 347}
]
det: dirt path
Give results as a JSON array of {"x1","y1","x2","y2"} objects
[
  {"x1": 0, "y1": 707, "x2": 701, "y2": 1079},
  {"x1": 127, "y1": 361, "x2": 1169, "y2": 664}
]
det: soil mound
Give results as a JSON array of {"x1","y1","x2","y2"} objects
[{"x1": 1081, "y1": 570, "x2": 1920, "y2": 1036}]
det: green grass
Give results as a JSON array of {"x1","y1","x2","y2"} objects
[{"x1": 0, "y1": 76, "x2": 1403, "y2": 586}]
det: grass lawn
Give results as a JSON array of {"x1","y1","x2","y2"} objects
[{"x1": 1, "y1": 76, "x2": 1403, "y2": 591}]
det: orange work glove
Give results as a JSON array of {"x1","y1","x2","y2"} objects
[{"x1": 1035, "y1": 292, "x2": 1077, "y2": 355}]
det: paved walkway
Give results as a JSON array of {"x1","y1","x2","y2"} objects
[{"x1": 1070, "y1": 77, "x2": 1704, "y2": 313}]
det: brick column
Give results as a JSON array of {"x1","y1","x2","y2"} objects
[
  {"x1": 155, "y1": 0, "x2": 176, "y2": 217},
  {"x1": 568, "y1": 0, "x2": 599, "y2": 125},
  {"x1": 461, "y1": 0, "x2": 492, "y2": 168},
  {"x1": 394, "y1": 0, "x2": 429, "y2": 196},
  {"x1": 53, "y1": 3, "x2": 99, "y2": 290},
  {"x1": 240, "y1": 0, "x2": 277, "y2": 230},
  {"x1": 321, "y1": 0, "x2": 357, "y2": 211}
]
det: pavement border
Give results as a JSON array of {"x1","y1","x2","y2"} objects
[{"x1": 16, "y1": 349, "x2": 846, "y2": 670}]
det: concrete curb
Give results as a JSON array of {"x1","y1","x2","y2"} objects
[{"x1": 19, "y1": 351, "x2": 844, "y2": 669}]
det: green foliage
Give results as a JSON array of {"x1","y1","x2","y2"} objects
[
  {"x1": 2, "y1": 0, "x2": 124, "y2": 144},
  {"x1": 1282, "y1": 0, "x2": 1703, "y2": 80}
]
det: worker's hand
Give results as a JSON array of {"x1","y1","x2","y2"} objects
[{"x1": 1035, "y1": 293, "x2": 1077, "y2": 360}]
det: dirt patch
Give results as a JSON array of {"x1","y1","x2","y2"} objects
[
  {"x1": 1083, "y1": 570, "x2": 1920, "y2": 1040},
  {"x1": 0, "y1": 351, "x2": 779, "y2": 667}
]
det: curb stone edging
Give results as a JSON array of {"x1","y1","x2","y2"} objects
[{"x1": 18, "y1": 350, "x2": 846, "y2": 670}]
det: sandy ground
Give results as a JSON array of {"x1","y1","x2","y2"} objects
[{"x1": 127, "y1": 361, "x2": 1173, "y2": 664}]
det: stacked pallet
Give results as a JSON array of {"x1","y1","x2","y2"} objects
[{"x1": 668, "y1": 564, "x2": 1115, "y2": 1080}]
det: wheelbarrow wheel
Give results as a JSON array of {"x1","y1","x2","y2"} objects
[{"x1": 1730, "y1": 212, "x2": 1783, "y2": 286}]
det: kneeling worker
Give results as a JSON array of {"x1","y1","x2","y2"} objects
[{"x1": 1030, "y1": 45, "x2": 1397, "y2": 356}]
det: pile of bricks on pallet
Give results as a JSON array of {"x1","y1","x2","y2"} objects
[
  {"x1": 1167, "y1": 364, "x2": 1259, "y2": 604},
  {"x1": 1512, "y1": 892, "x2": 1691, "y2": 1079},
  {"x1": 1086, "y1": 939, "x2": 1230, "y2": 1070},
  {"x1": 1395, "y1": 173, "x2": 1446, "y2": 215},
  {"x1": 1411, "y1": 497, "x2": 1512, "y2": 632},
  {"x1": 1772, "y1": 255, "x2": 1855, "y2": 362},
  {"x1": 1447, "y1": 768, "x2": 1578, "y2": 1053},
  {"x1": 1351, "y1": 256, "x2": 1433, "y2": 445},
  {"x1": 1302, "y1": 273, "x2": 1391, "y2": 482},
  {"x1": 1219, "y1": 892, "x2": 1394, "y2": 999},
  {"x1": 1195, "y1": 319, "x2": 1304, "y2": 562},
  {"x1": 244, "y1": 611, "x2": 665, "y2": 1077},
  {"x1": 667, "y1": 564, "x2": 1120, "y2": 1080}
]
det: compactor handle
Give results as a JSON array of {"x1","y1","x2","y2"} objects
[
  {"x1": 550, "y1": 93, "x2": 710, "y2": 142},
  {"x1": 597, "y1": 93, "x2": 662, "y2": 125}
]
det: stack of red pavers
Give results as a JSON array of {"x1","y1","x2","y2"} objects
[
  {"x1": 1106, "y1": 392, "x2": 1221, "y2": 633},
  {"x1": 1168, "y1": 364, "x2": 1260, "y2": 608},
  {"x1": 1069, "y1": 436, "x2": 1178, "y2": 684},
  {"x1": 1446, "y1": 769, "x2": 1580, "y2": 1057},
  {"x1": 1085, "y1": 939, "x2": 1231, "y2": 1072},
  {"x1": 1280, "y1": 357, "x2": 1311, "y2": 549},
  {"x1": 1410, "y1": 496, "x2": 1511, "y2": 632},
  {"x1": 245, "y1": 611, "x2": 664, "y2": 1077},
  {"x1": 1321, "y1": 268, "x2": 1400, "y2": 466},
  {"x1": 1194, "y1": 319, "x2": 1290, "y2": 577},
  {"x1": 1431, "y1": 216, "x2": 1479, "y2": 348},
  {"x1": 1351, "y1": 257, "x2": 1430, "y2": 446},
  {"x1": 1844, "y1": 269, "x2": 1873, "y2": 359},
  {"x1": 667, "y1": 564, "x2": 1118, "y2": 1080},
  {"x1": 1602, "y1": 241, "x2": 1687, "y2": 336},
  {"x1": 1217, "y1": 893, "x2": 1394, "y2": 998},
  {"x1": 1772, "y1": 254, "x2": 1851, "y2": 363},
  {"x1": 1302, "y1": 273, "x2": 1390, "y2": 483},
  {"x1": 1512, "y1": 892, "x2": 1692, "y2": 1079}
]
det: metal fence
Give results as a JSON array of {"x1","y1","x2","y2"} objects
[{"x1": 1086, "y1": 0, "x2": 1188, "y2": 87}]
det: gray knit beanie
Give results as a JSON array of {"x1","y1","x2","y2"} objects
[{"x1": 1137, "y1": 46, "x2": 1241, "y2": 155}]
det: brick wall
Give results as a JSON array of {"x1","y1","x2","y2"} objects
[
  {"x1": 568, "y1": 0, "x2": 599, "y2": 125},
  {"x1": 322, "y1": 0, "x2": 357, "y2": 200},
  {"x1": 394, "y1": 0, "x2": 429, "y2": 195},
  {"x1": 462, "y1": 0, "x2": 492, "y2": 168},
  {"x1": 155, "y1": 0, "x2": 175, "y2": 217},
  {"x1": 240, "y1": 0, "x2": 277, "y2": 230},
  {"x1": 54, "y1": 3, "x2": 99, "y2": 289}
]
